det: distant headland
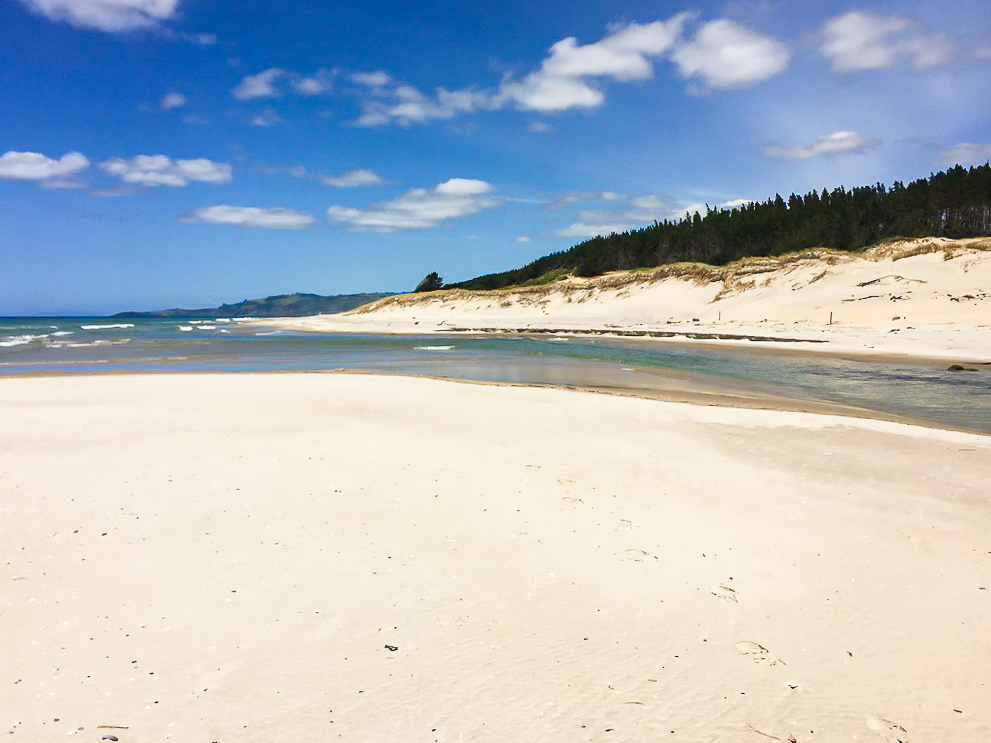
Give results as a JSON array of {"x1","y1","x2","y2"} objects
[{"x1": 114, "y1": 292, "x2": 393, "y2": 318}]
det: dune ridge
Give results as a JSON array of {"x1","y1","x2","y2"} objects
[{"x1": 272, "y1": 238, "x2": 991, "y2": 361}]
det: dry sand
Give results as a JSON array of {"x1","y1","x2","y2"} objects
[
  {"x1": 2, "y1": 372, "x2": 989, "y2": 742},
  {"x1": 265, "y1": 238, "x2": 991, "y2": 362}
]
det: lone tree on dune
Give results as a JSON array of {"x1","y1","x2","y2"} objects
[{"x1": 414, "y1": 272, "x2": 444, "y2": 292}]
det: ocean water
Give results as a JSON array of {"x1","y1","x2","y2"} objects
[{"x1": 1, "y1": 316, "x2": 988, "y2": 434}]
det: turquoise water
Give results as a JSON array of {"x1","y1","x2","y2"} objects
[{"x1": 1, "y1": 316, "x2": 988, "y2": 434}]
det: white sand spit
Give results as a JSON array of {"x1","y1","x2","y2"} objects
[
  {"x1": 267, "y1": 238, "x2": 991, "y2": 361},
  {"x1": 1, "y1": 373, "x2": 988, "y2": 742}
]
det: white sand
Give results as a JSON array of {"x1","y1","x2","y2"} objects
[
  {"x1": 2, "y1": 372, "x2": 989, "y2": 742},
  {"x1": 265, "y1": 238, "x2": 991, "y2": 362}
]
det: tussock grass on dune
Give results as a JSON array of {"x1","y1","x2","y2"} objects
[{"x1": 351, "y1": 238, "x2": 991, "y2": 315}]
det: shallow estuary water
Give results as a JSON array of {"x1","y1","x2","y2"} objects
[{"x1": 1, "y1": 316, "x2": 988, "y2": 434}]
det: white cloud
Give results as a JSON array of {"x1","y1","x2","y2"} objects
[
  {"x1": 352, "y1": 83, "x2": 491, "y2": 127},
  {"x1": 498, "y1": 75, "x2": 602, "y2": 113},
  {"x1": 499, "y1": 15, "x2": 691, "y2": 112},
  {"x1": 250, "y1": 109, "x2": 281, "y2": 127},
  {"x1": 322, "y1": 169, "x2": 384, "y2": 187},
  {"x1": 761, "y1": 130, "x2": 880, "y2": 160},
  {"x1": 522, "y1": 193, "x2": 750, "y2": 242},
  {"x1": 820, "y1": 11, "x2": 951, "y2": 73},
  {"x1": 293, "y1": 78, "x2": 327, "y2": 95},
  {"x1": 0, "y1": 150, "x2": 89, "y2": 181},
  {"x1": 555, "y1": 221, "x2": 632, "y2": 238},
  {"x1": 14, "y1": 0, "x2": 180, "y2": 31},
  {"x1": 327, "y1": 178, "x2": 499, "y2": 232},
  {"x1": 161, "y1": 92, "x2": 186, "y2": 110},
  {"x1": 100, "y1": 155, "x2": 232, "y2": 186},
  {"x1": 352, "y1": 70, "x2": 393, "y2": 87},
  {"x1": 631, "y1": 194, "x2": 663, "y2": 210},
  {"x1": 351, "y1": 15, "x2": 694, "y2": 125},
  {"x1": 181, "y1": 205, "x2": 316, "y2": 230},
  {"x1": 528, "y1": 120, "x2": 554, "y2": 134},
  {"x1": 292, "y1": 70, "x2": 335, "y2": 95},
  {"x1": 232, "y1": 68, "x2": 284, "y2": 100},
  {"x1": 671, "y1": 19, "x2": 789, "y2": 89},
  {"x1": 937, "y1": 143, "x2": 991, "y2": 167}
]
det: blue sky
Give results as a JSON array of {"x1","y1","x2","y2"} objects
[{"x1": 1, "y1": 0, "x2": 989, "y2": 314}]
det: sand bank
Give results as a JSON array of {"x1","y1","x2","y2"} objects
[
  {"x1": 2, "y1": 373, "x2": 989, "y2": 742},
  {"x1": 264, "y1": 238, "x2": 991, "y2": 362}
]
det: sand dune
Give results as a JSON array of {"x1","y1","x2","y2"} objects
[
  {"x1": 2, "y1": 373, "x2": 989, "y2": 742},
  {"x1": 270, "y1": 238, "x2": 991, "y2": 361}
]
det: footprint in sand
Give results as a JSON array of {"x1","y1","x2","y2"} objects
[
  {"x1": 866, "y1": 715, "x2": 910, "y2": 742},
  {"x1": 710, "y1": 584, "x2": 738, "y2": 602},
  {"x1": 624, "y1": 548, "x2": 652, "y2": 562},
  {"x1": 735, "y1": 641, "x2": 784, "y2": 666}
]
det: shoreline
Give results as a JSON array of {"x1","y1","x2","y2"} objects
[
  {"x1": 259, "y1": 315, "x2": 991, "y2": 365},
  {"x1": 1, "y1": 364, "x2": 982, "y2": 436}
]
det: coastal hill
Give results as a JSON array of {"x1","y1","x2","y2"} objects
[
  {"x1": 449, "y1": 164, "x2": 991, "y2": 290},
  {"x1": 114, "y1": 291, "x2": 393, "y2": 318}
]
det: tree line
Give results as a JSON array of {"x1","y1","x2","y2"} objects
[{"x1": 446, "y1": 163, "x2": 991, "y2": 291}]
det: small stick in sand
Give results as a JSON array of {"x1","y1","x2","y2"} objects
[{"x1": 746, "y1": 724, "x2": 780, "y2": 739}]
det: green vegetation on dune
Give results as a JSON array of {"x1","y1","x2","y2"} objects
[{"x1": 449, "y1": 164, "x2": 991, "y2": 291}]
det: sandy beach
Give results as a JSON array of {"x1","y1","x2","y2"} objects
[
  {"x1": 2, "y1": 372, "x2": 989, "y2": 742},
  {"x1": 265, "y1": 238, "x2": 991, "y2": 363}
]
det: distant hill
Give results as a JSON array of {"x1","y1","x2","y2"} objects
[{"x1": 115, "y1": 292, "x2": 395, "y2": 318}]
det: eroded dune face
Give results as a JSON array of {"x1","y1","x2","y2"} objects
[
  {"x1": 265, "y1": 238, "x2": 991, "y2": 360},
  {"x1": 349, "y1": 237, "x2": 990, "y2": 325}
]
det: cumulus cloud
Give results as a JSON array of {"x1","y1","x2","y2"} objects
[
  {"x1": 292, "y1": 69, "x2": 335, "y2": 95},
  {"x1": 100, "y1": 155, "x2": 232, "y2": 186},
  {"x1": 292, "y1": 77, "x2": 327, "y2": 95},
  {"x1": 0, "y1": 150, "x2": 89, "y2": 186},
  {"x1": 14, "y1": 0, "x2": 180, "y2": 31},
  {"x1": 181, "y1": 205, "x2": 316, "y2": 229},
  {"x1": 670, "y1": 19, "x2": 789, "y2": 89},
  {"x1": 820, "y1": 11, "x2": 951, "y2": 73},
  {"x1": 250, "y1": 109, "x2": 281, "y2": 127},
  {"x1": 352, "y1": 84, "x2": 491, "y2": 127},
  {"x1": 937, "y1": 143, "x2": 991, "y2": 167},
  {"x1": 351, "y1": 16, "x2": 695, "y2": 125},
  {"x1": 351, "y1": 70, "x2": 393, "y2": 88},
  {"x1": 499, "y1": 15, "x2": 691, "y2": 112},
  {"x1": 161, "y1": 92, "x2": 186, "y2": 110},
  {"x1": 321, "y1": 169, "x2": 384, "y2": 187},
  {"x1": 761, "y1": 131, "x2": 879, "y2": 160},
  {"x1": 232, "y1": 68, "x2": 285, "y2": 100},
  {"x1": 327, "y1": 178, "x2": 499, "y2": 232}
]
